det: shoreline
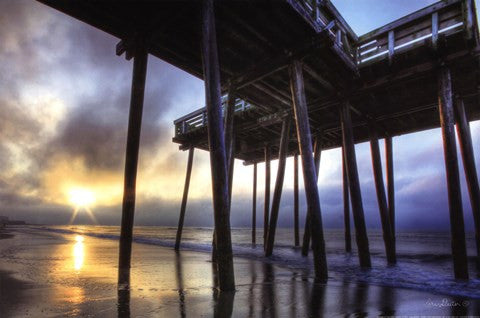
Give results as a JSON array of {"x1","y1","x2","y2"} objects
[{"x1": 0, "y1": 227, "x2": 479, "y2": 317}]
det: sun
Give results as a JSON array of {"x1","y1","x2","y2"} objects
[{"x1": 68, "y1": 188, "x2": 96, "y2": 208}]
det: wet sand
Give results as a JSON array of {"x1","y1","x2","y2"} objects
[{"x1": 0, "y1": 227, "x2": 479, "y2": 317}]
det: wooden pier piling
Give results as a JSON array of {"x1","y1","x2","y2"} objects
[
  {"x1": 225, "y1": 87, "x2": 236, "y2": 204},
  {"x1": 301, "y1": 136, "x2": 322, "y2": 256},
  {"x1": 385, "y1": 137, "x2": 395, "y2": 240},
  {"x1": 438, "y1": 65, "x2": 468, "y2": 280},
  {"x1": 201, "y1": 0, "x2": 235, "y2": 290},
  {"x1": 455, "y1": 98, "x2": 480, "y2": 271},
  {"x1": 342, "y1": 146, "x2": 352, "y2": 252},
  {"x1": 264, "y1": 146, "x2": 271, "y2": 248},
  {"x1": 369, "y1": 125, "x2": 396, "y2": 264},
  {"x1": 175, "y1": 147, "x2": 195, "y2": 251},
  {"x1": 265, "y1": 117, "x2": 291, "y2": 256},
  {"x1": 290, "y1": 60, "x2": 328, "y2": 280},
  {"x1": 118, "y1": 43, "x2": 148, "y2": 289},
  {"x1": 340, "y1": 102, "x2": 371, "y2": 268},
  {"x1": 252, "y1": 163, "x2": 257, "y2": 246},
  {"x1": 294, "y1": 153, "x2": 300, "y2": 247}
]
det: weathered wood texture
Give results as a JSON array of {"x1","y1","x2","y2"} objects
[
  {"x1": 385, "y1": 137, "x2": 395, "y2": 239},
  {"x1": 302, "y1": 135, "x2": 322, "y2": 256},
  {"x1": 264, "y1": 146, "x2": 271, "y2": 248},
  {"x1": 169, "y1": 0, "x2": 479, "y2": 164},
  {"x1": 340, "y1": 102, "x2": 371, "y2": 268},
  {"x1": 201, "y1": 0, "x2": 235, "y2": 291},
  {"x1": 225, "y1": 86, "x2": 236, "y2": 204},
  {"x1": 252, "y1": 163, "x2": 257, "y2": 245},
  {"x1": 294, "y1": 153, "x2": 300, "y2": 247},
  {"x1": 265, "y1": 117, "x2": 291, "y2": 256},
  {"x1": 118, "y1": 45, "x2": 149, "y2": 288},
  {"x1": 342, "y1": 146, "x2": 352, "y2": 252},
  {"x1": 369, "y1": 126, "x2": 396, "y2": 264},
  {"x1": 455, "y1": 98, "x2": 480, "y2": 271},
  {"x1": 290, "y1": 60, "x2": 328, "y2": 280},
  {"x1": 175, "y1": 147, "x2": 195, "y2": 251},
  {"x1": 438, "y1": 65, "x2": 468, "y2": 280}
]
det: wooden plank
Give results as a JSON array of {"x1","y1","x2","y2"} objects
[
  {"x1": 455, "y1": 98, "x2": 480, "y2": 271},
  {"x1": 175, "y1": 147, "x2": 195, "y2": 251},
  {"x1": 265, "y1": 117, "x2": 292, "y2": 256},
  {"x1": 340, "y1": 101, "x2": 371, "y2": 268},
  {"x1": 118, "y1": 44, "x2": 149, "y2": 289},
  {"x1": 437, "y1": 65, "x2": 468, "y2": 280},
  {"x1": 290, "y1": 59, "x2": 328, "y2": 280},
  {"x1": 201, "y1": 0, "x2": 235, "y2": 291}
]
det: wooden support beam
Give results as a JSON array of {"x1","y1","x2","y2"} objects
[
  {"x1": 118, "y1": 44, "x2": 148, "y2": 289},
  {"x1": 455, "y1": 98, "x2": 480, "y2": 271},
  {"x1": 369, "y1": 125, "x2": 396, "y2": 264},
  {"x1": 265, "y1": 117, "x2": 291, "y2": 256},
  {"x1": 252, "y1": 163, "x2": 257, "y2": 246},
  {"x1": 340, "y1": 102, "x2": 371, "y2": 268},
  {"x1": 438, "y1": 65, "x2": 468, "y2": 280},
  {"x1": 342, "y1": 145, "x2": 352, "y2": 252},
  {"x1": 201, "y1": 0, "x2": 235, "y2": 291},
  {"x1": 175, "y1": 147, "x2": 195, "y2": 251},
  {"x1": 385, "y1": 137, "x2": 395, "y2": 240},
  {"x1": 294, "y1": 153, "x2": 300, "y2": 247},
  {"x1": 303, "y1": 64, "x2": 335, "y2": 91},
  {"x1": 290, "y1": 59, "x2": 328, "y2": 280},
  {"x1": 301, "y1": 135, "x2": 322, "y2": 256},
  {"x1": 264, "y1": 146, "x2": 271, "y2": 248}
]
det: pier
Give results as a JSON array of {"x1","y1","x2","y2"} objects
[{"x1": 37, "y1": 0, "x2": 480, "y2": 290}]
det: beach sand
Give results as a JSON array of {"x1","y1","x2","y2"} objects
[{"x1": 0, "y1": 227, "x2": 479, "y2": 317}]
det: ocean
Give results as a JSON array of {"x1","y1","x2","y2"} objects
[{"x1": 35, "y1": 225, "x2": 480, "y2": 299}]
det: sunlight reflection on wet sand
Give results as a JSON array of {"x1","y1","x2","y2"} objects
[{"x1": 1, "y1": 228, "x2": 479, "y2": 317}]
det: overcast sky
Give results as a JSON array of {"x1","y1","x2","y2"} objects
[{"x1": 0, "y1": 0, "x2": 479, "y2": 231}]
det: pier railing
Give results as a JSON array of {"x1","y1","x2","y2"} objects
[
  {"x1": 174, "y1": 97, "x2": 253, "y2": 137},
  {"x1": 357, "y1": 0, "x2": 475, "y2": 65},
  {"x1": 174, "y1": 0, "x2": 478, "y2": 137}
]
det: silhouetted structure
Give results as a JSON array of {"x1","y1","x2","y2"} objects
[{"x1": 37, "y1": 0, "x2": 480, "y2": 288}]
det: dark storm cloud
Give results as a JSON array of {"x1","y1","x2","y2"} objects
[{"x1": 0, "y1": 0, "x2": 198, "y2": 212}]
